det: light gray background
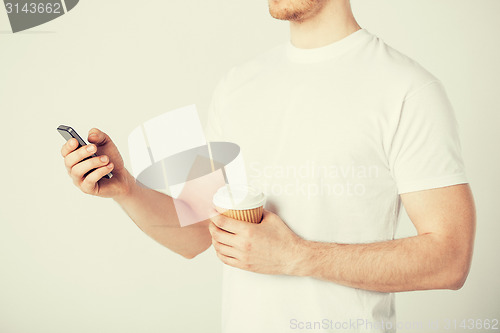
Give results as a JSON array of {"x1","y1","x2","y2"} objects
[{"x1": 1, "y1": 0, "x2": 499, "y2": 332}]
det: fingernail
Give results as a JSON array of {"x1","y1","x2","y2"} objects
[
  {"x1": 107, "y1": 163, "x2": 114, "y2": 169},
  {"x1": 87, "y1": 145, "x2": 96, "y2": 153},
  {"x1": 100, "y1": 156, "x2": 108, "y2": 163}
]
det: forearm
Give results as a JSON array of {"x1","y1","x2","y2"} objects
[
  {"x1": 292, "y1": 233, "x2": 465, "y2": 292},
  {"x1": 113, "y1": 173, "x2": 212, "y2": 259}
]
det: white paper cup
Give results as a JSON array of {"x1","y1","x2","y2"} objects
[{"x1": 213, "y1": 184, "x2": 266, "y2": 223}]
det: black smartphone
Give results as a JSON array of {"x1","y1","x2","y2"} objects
[{"x1": 57, "y1": 125, "x2": 113, "y2": 179}]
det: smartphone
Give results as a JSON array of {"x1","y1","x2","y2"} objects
[{"x1": 57, "y1": 125, "x2": 113, "y2": 179}]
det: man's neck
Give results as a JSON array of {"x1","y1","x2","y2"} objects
[{"x1": 290, "y1": 0, "x2": 361, "y2": 49}]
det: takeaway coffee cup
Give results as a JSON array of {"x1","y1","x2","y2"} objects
[{"x1": 213, "y1": 184, "x2": 266, "y2": 223}]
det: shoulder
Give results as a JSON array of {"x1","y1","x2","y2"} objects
[{"x1": 361, "y1": 31, "x2": 441, "y2": 97}]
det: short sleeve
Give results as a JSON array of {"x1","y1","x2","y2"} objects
[
  {"x1": 204, "y1": 77, "x2": 226, "y2": 143},
  {"x1": 388, "y1": 80, "x2": 468, "y2": 194}
]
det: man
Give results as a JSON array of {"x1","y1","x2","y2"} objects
[{"x1": 60, "y1": 0, "x2": 475, "y2": 332}]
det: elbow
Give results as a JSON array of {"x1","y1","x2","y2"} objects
[
  {"x1": 180, "y1": 243, "x2": 212, "y2": 260},
  {"x1": 445, "y1": 252, "x2": 473, "y2": 291},
  {"x1": 182, "y1": 252, "x2": 198, "y2": 260},
  {"x1": 174, "y1": 233, "x2": 213, "y2": 260},
  {"x1": 180, "y1": 248, "x2": 204, "y2": 260},
  {"x1": 440, "y1": 231, "x2": 475, "y2": 290},
  {"x1": 180, "y1": 250, "x2": 204, "y2": 260},
  {"x1": 428, "y1": 241, "x2": 473, "y2": 291},
  {"x1": 447, "y1": 274, "x2": 465, "y2": 291},
  {"x1": 447, "y1": 266, "x2": 470, "y2": 291}
]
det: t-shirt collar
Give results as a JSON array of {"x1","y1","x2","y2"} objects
[{"x1": 285, "y1": 28, "x2": 372, "y2": 63}]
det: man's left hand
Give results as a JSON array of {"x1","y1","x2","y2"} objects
[{"x1": 209, "y1": 209, "x2": 303, "y2": 275}]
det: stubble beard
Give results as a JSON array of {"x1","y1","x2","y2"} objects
[{"x1": 268, "y1": 0, "x2": 326, "y2": 22}]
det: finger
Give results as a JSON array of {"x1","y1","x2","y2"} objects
[
  {"x1": 70, "y1": 155, "x2": 109, "y2": 180},
  {"x1": 262, "y1": 209, "x2": 272, "y2": 218},
  {"x1": 212, "y1": 239, "x2": 240, "y2": 259},
  {"x1": 209, "y1": 221, "x2": 239, "y2": 247},
  {"x1": 261, "y1": 209, "x2": 277, "y2": 223},
  {"x1": 64, "y1": 144, "x2": 97, "y2": 171},
  {"x1": 60, "y1": 138, "x2": 79, "y2": 158},
  {"x1": 215, "y1": 251, "x2": 240, "y2": 268},
  {"x1": 80, "y1": 163, "x2": 114, "y2": 194},
  {"x1": 210, "y1": 211, "x2": 250, "y2": 234},
  {"x1": 88, "y1": 128, "x2": 111, "y2": 146}
]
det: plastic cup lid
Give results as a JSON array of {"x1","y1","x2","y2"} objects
[{"x1": 213, "y1": 184, "x2": 266, "y2": 210}]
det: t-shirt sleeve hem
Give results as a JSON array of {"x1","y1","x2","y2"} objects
[{"x1": 397, "y1": 173, "x2": 468, "y2": 194}]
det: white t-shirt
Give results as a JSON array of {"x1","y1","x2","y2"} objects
[{"x1": 205, "y1": 28, "x2": 467, "y2": 333}]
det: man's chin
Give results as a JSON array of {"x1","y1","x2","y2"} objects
[
  {"x1": 268, "y1": 0, "x2": 316, "y2": 22},
  {"x1": 269, "y1": 12, "x2": 289, "y2": 21},
  {"x1": 268, "y1": 7, "x2": 300, "y2": 21}
]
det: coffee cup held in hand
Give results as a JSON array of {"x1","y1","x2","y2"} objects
[{"x1": 213, "y1": 185, "x2": 266, "y2": 223}]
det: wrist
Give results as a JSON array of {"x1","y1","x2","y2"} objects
[
  {"x1": 113, "y1": 171, "x2": 138, "y2": 203},
  {"x1": 286, "y1": 237, "x2": 313, "y2": 277}
]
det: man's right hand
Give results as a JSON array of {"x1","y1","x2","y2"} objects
[
  {"x1": 60, "y1": 127, "x2": 212, "y2": 258},
  {"x1": 60, "y1": 128, "x2": 133, "y2": 199}
]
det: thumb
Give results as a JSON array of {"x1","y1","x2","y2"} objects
[{"x1": 88, "y1": 128, "x2": 110, "y2": 146}]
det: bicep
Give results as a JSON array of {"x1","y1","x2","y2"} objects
[{"x1": 400, "y1": 184, "x2": 476, "y2": 242}]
